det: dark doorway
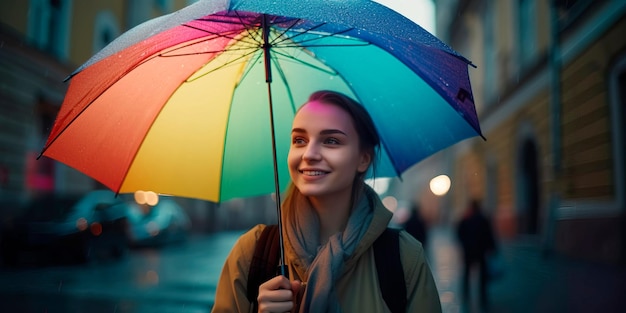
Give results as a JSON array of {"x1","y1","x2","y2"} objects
[
  {"x1": 520, "y1": 139, "x2": 540, "y2": 234},
  {"x1": 618, "y1": 68, "x2": 626, "y2": 264},
  {"x1": 618, "y1": 70, "x2": 626, "y2": 196}
]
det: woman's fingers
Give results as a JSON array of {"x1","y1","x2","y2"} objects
[
  {"x1": 261, "y1": 275, "x2": 292, "y2": 291},
  {"x1": 257, "y1": 300, "x2": 294, "y2": 313},
  {"x1": 257, "y1": 276, "x2": 295, "y2": 313}
]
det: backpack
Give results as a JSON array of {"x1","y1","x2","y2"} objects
[{"x1": 246, "y1": 225, "x2": 407, "y2": 313}]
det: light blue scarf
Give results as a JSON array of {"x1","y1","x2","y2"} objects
[{"x1": 283, "y1": 185, "x2": 376, "y2": 313}]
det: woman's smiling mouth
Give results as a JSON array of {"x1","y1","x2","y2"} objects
[{"x1": 300, "y1": 170, "x2": 329, "y2": 176}]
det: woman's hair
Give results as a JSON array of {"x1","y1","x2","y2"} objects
[{"x1": 283, "y1": 90, "x2": 381, "y2": 209}]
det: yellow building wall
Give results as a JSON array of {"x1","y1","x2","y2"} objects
[
  {"x1": 560, "y1": 16, "x2": 626, "y2": 201},
  {"x1": 553, "y1": 15, "x2": 626, "y2": 264},
  {"x1": 458, "y1": 87, "x2": 552, "y2": 239},
  {"x1": 0, "y1": 1, "x2": 194, "y2": 69}
]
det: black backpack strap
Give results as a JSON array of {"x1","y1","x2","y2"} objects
[
  {"x1": 247, "y1": 225, "x2": 281, "y2": 311},
  {"x1": 374, "y1": 228, "x2": 407, "y2": 313}
]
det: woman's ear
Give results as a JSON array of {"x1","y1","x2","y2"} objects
[{"x1": 357, "y1": 151, "x2": 372, "y2": 173}]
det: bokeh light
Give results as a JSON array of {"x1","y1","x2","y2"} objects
[
  {"x1": 382, "y1": 196, "x2": 398, "y2": 212},
  {"x1": 134, "y1": 190, "x2": 159, "y2": 206},
  {"x1": 145, "y1": 191, "x2": 159, "y2": 206},
  {"x1": 430, "y1": 175, "x2": 451, "y2": 196},
  {"x1": 134, "y1": 190, "x2": 146, "y2": 204}
]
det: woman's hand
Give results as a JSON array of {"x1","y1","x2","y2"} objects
[{"x1": 257, "y1": 275, "x2": 302, "y2": 313}]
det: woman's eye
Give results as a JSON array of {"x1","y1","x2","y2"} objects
[
  {"x1": 324, "y1": 137, "x2": 340, "y2": 145},
  {"x1": 292, "y1": 137, "x2": 306, "y2": 145}
]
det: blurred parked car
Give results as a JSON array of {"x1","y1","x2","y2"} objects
[
  {"x1": 125, "y1": 197, "x2": 191, "y2": 247},
  {"x1": 0, "y1": 190, "x2": 130, "y2": 266}
]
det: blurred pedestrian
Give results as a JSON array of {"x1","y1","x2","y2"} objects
[
  {"x1": 404, "y1": 203, "x2": 428, "y2": 248},
  {"x1": 456, "y1": 199, "x2": 496, "y2": 312},
  {"x1": 212, "y1": 90, "x2": 441, "y2": 312}
]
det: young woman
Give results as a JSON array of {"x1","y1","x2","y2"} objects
[{"x1": 211, "y1": 90, "x2": 441, "y2": 312}]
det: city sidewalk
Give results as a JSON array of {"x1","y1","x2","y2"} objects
[{"x1": 425, "y1": 226, "x2": 626, "y2": 313}]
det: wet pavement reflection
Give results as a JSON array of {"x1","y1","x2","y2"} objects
[
  {"x1": 427, "y1": 227, "x2": 463, "y2": 313},
  {"x1": 427, "y1": 226, "x2": 626, "y2": 313},
  {"x1": 0, "y1": 231, "x2": 244, "y2": 313},
  {"x1": 1, "y1": 227, "x2": 624, "y2": 312}
]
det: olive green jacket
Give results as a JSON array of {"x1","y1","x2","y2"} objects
[{"x1": 211, "y1": 200, "x2": 442, "y2": 313}]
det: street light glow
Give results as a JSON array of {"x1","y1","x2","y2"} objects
[{"x1": 430, "y1": 175, "x2": 451, "y2": 196}]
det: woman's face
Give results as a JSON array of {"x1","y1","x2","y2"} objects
[{"x1": 288, "y1": 100, "x2": 371, "y2": 199}]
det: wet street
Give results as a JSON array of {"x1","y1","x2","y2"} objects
[
  {"x1": 1, "y1": 227, "x2": 625, "y2": 313},
  {"x1": 0, "y1": 231, "x2": 244, "y2": 313},
  {"x1": 427, "y1": 227, "x2": 626, "y2": 313}
]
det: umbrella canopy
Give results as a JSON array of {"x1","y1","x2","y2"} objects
[{"x1": 41, "y1": 0, "x2": 482, "y2": 203}]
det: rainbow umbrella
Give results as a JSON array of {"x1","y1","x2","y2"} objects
[{"x1": 40, "y1": 0, "x2": 482, "y2": 252}]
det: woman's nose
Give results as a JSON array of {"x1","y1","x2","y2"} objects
[{"x1": 302, "y1": 143, "x2": 321, "y2": 161}]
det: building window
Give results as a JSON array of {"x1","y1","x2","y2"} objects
[
  {"x1": 93, "y1": 11, "x2": 120, "y2": 54},
  {"x1": 609, "y1": 55, "x2": 626, "y2": 209},
  {"x1": 483, "y1": 1, "x2": 496, "y2": 105},
  {"x1": 28, "y1": 0, "x2": 70, "y2": 60},
  {"x1": 154, "y1": 0, "x2": 172, "y2": 13},
  {"x1": 518, "y1": 0, "x2": 537, "y2": 66}
]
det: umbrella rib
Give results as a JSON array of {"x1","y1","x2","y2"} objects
[
  {"x1": 271, "y1": 49, "x2": 338, "y2": 76},
  {"x1": 269, "y1": 54, "x2": 297, "y2": 114},
  {"x1": 378, "y1": 136, "x2": 404, "y2": 178},
  {"x1": 159, "y1": 46, "x2": 257, "y2": 58},
  {"x1": 267, "y1": 17, "x2": 304, "y2": 46},
  {"x1": 185, "y1": 48, "x2": 260, "y2": 83},
  {"x1": 231, "y1": 10, "x2": 264, "y2": 47},
  {"x1": 278, "y1": 42, "x2": 370, "y2": 48},
  {"x1": 181, "y1": 24, "x2": 260, "y2": 46},
  {"x1": 270, "y1": 21, "x2": 330, "y2": 46},
  {"x1": 195, "y1": 16, "x2": 257, "y2": 26},
  {"x1": 272, "y1": 24, "x2": 360, "y2": 48},
  {"x1": 186, "y1": 16, "x2": 369, "y2": 52},
  {"x1": 236, "y1": 51, "x2": 264, "y2": 87},
  {"x1": 263, "y1": 14, "x2": 379, "y2": 53}
]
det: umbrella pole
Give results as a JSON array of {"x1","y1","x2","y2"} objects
[{"x1": 262, "y1": 14, "x2": 288, "y2": 278}]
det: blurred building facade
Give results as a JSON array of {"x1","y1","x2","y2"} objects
[
  {"x1": 2, "y1": 0, "x2": 624, "y2": 260},
  {"x1": 428, "y1": 0, "x2": 625, "y2": 265},
  {"x1": 0, "y1": 0, "x2": 277, "y2": 233}
]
